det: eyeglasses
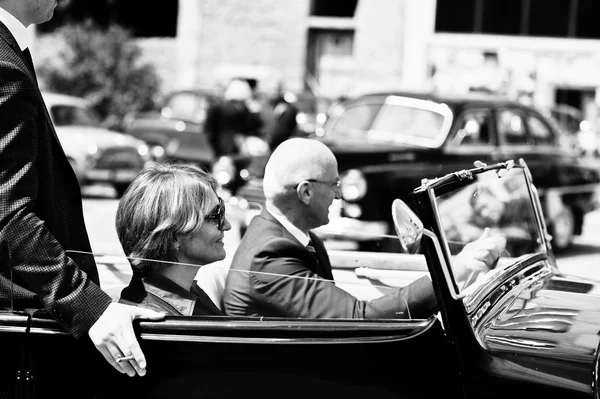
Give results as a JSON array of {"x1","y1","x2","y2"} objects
[
  {"x1": 204, "y1": 197, "x2": 226, "y2": 230},
  {"x1": 295, "y1": 179, "x2": 341, "y2": 189}
]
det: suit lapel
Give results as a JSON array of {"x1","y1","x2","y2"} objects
[
  {"x1": 260, "y1": 209, "x2": 334, "y2": 280},
  {"x1": 0, "y1": 22, "x2": 69, "y2": 162},
  {"x1": 308, "y1": 232, "x2": 334, "y2": 281}
]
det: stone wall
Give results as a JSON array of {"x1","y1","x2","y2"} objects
[{"x1": 176, "y1": 0, "x2": 310, "y2": 95}]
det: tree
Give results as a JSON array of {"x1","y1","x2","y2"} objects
[{"x1": 38, "y1": 21, "x2": 161, "y2": 130}]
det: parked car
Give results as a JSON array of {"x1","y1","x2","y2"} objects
[
  {"x1": 2, "y1": 160, "x2": 600, "y2": 399},
  {"x1": 43, "y1": 92, "x2": 157, "y2": 196},
  {"x1": 215, "y1": 91, "x2": 600, "y2": 251},
  {"x1": 122, "y1": 88, "x2": 220, "y2": 167},
  {"x1": 123, "y1": 89, "x2": 326, "y2": 169}
]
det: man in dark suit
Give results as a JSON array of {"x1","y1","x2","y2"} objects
[
  {"x1": 0, "y1": 0, "x2": 163, "y2": 384},
  {"x1": 223, "y1": 138, "x2": 505, "y2": 318}
]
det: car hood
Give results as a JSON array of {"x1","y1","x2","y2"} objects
[
  {"x1": 481, "y1": 270, "x2": 600, "y2": 390},
  {"x1": 55, "y1": 126, "x2": 144, "y2": 149}
]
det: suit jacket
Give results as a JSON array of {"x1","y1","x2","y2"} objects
[
  {"x1": 223, "y1": 209, "x2": 438, "y2": 319},
  {"x1": 0, "y1": 22, "x2": 111, "y2": 338},
  {"x1": 120, "y1": 274, "x2": 224, "y2": 316}
]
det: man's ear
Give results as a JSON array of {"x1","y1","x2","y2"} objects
[{"x1": 295, "y1": 181, "x2": 312, "y2": 205}]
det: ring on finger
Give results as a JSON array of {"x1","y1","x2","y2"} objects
[{"x1": 116, "y1": 354, "x2": 134, "y2": 363}]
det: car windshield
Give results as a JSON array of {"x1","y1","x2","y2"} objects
[
  {"x1": 326, "y1": 96, "x2": 452, "y2": 148},
  {"x1": 434, "y1": 166, "x2": 546, "y2": 294},
  {"x1": 51, "y1": 104, "x2": 101, "y2": 127}
]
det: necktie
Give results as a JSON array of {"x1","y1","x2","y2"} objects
[{"x1": 22, "y1": 48, "x2": 36, "y2": 78}]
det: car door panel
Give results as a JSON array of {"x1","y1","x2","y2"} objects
[{"x1": 1, "y1": 312, "x2": 461, "y2": 399}]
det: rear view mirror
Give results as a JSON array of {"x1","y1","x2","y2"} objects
[{"x1": 391, "y1": 199, "x2": 423, "y2": 254}]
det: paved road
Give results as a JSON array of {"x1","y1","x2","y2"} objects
[{"x1": 81, "y1": 185, "x2": 600, "y2": 299}]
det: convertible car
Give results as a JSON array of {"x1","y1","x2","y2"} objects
[{"x1": 1, "y1": 160, "x2": 599, "y2": 398}]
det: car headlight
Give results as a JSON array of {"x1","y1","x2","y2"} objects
[
  {"x1": 340, "y1": 169, "x2": 367, "y2": 201},
  {"x1": 211, "y1": 156, "x2": 236, "y2": 186}
]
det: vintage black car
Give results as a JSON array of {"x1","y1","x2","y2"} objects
[
  {"x1": 215, "y1": 91, "x2": 600, "y2": 251},
  {"x1": 2, "y1": 160, "x2": 600, "y2": 398},
  {"x1": 122, "y1": 88, "x2": 220, "y2": 168}
]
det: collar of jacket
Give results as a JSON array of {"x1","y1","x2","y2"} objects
[{"x1": 142, "y1": 274, "x2": 199, "y2": 316}]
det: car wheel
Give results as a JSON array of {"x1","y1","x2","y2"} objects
[{"x1": 549, "y1": 206, "x2": 575, "y2": 251}]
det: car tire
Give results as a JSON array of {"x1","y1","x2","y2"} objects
[{"x1": 549, "y1": 206, "x2": 575, "y2": 251}]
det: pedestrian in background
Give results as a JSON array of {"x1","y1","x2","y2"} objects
[
  {"x1": 0, "y1": 0, "x2": 164, "y2": 395},
  {"x1": 264, "y1": 92, "x2": 299, "y2": 151},
  {"x1": 204, "y1": 78, "x2": 264, "y2": 157}
]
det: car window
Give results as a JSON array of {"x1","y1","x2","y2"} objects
[
  {"x1": 50, "y1": 105, "x2": 100, "y2": 127},
  {"x1": 527, "y1": 115, "x2": 554, "y2": 146},
  {"x1": 371, "y1": 104, "x2": 446, "y2": 142},
  {"x1": 497, "y1": 109, "x2": 529, "y2": 145},
  {"x1": 452, "y1": 110, "x2": 493, "y2": 146},
  {"x1": 327, "y1": 103, "x2": 382, "y2": 139}
]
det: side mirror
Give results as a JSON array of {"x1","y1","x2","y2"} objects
[{"x1": 391, "y1": 199, "x2": 423, "y2": 254}]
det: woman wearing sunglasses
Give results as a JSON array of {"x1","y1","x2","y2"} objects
[{"x1": 116, "y1": 162, "x2": 231, "y2": 315}]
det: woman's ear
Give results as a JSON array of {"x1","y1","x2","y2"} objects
[{"x1": 295, "y1": 181, "x2": 312, "y2": 205}]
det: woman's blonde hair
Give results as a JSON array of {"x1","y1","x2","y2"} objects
[{"x1": 115, "y1": 163, "x2": 218, "y2": 276}]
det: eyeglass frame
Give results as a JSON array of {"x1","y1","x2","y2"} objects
[
  {"x1": 294, "y1": 178, "x2": 340, "y2": 190},
  {"x1": 204, "y1": 197, "x2": 226, "y2": 230}
]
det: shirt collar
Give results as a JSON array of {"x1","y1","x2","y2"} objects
[
  {"x1": 142, "y1": 274, "x2": 197, "y2": 316},
  {"x1": 265, "y1": 205, "x2": 310, "y2": 246},
  {"x1": 0, "y1": 6, "x2": 31, "y2": 50}
]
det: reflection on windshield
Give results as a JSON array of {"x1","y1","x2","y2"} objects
[{"x1": 436, "y1": 168, "x2": 545, "y2": 291}]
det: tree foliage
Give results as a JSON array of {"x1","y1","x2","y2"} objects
[{"x1": 38, "y1": 21, "x2": 161, "y2": 130}]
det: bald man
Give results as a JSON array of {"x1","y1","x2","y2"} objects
[{"x1": 222, "y1": 138, "x2": 505, "y2": 319}]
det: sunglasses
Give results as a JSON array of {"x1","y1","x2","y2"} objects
[{"x1": 204, "y1": 197, "x2": 226, "y2": 230}]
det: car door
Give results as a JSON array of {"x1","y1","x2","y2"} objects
[{"x1": 1, "y1": 258, "x2": 462, "y2": 399}]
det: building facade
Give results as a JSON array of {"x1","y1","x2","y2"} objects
[{"x1": 174, "y1": 0, "x2": 600, "y2": 126}]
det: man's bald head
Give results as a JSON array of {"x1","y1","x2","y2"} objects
[{"x1": 263, "y1": 138, "x2": 337, "y2": 200}]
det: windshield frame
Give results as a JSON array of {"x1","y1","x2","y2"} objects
[{"x1": 410, "y1": 160, "x2": 554, "y2": 307}]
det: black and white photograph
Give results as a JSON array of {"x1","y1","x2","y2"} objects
[{"x1": 2, "y1": 1, "x2": 600, "y2": 398}]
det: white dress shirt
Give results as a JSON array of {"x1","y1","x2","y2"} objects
[
  {"x1": 265, "y1": 205, "x2": 310, "y2": 247},
  {"x1": 0, "y1": 6, "x2": 30, "y2": 50}
]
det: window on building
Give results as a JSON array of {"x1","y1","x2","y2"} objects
[
  {"x1": 435, "y1": 0, "x2": 600, "y2": 39},
  {"x1": 38, "y1": 0, "x2": 178, "y2": 38},
  {"x1": 481, "y1": 0, "x2": 522, "y2": 35},
  {"x1": 113, "y1": 0, "x2": 178, "y2": 37},
  {"x1": 576, "y1": 0, "x2": 600, "y2": 39},
  {"x1": 310, "y1": 0, "x2": 358, "y2": 17},
  {"x1": 435, "y1": 0, "x2": 477, "y2": 33},
  {"x1": 528, "y1": 0, "x2": 570, "y2": 37}
]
